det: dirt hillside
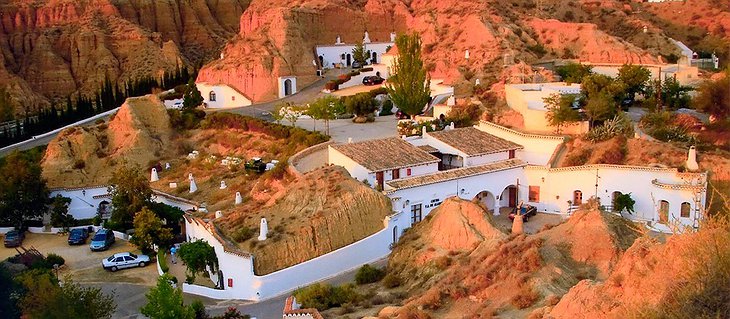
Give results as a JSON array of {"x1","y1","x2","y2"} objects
[
  {"x1": 386, "y1": 208, "x2": 642, "y2": 318},
  {"x1": 41, "y1": 94, "x2": 172, "y2": 188},
  {"x1": 215, "y1": 166, "x2": 393, "y2": 275}
]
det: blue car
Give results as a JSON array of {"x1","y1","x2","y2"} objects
[{"x1": 90, "y1": 229, "x2": 116, "y2": 251}]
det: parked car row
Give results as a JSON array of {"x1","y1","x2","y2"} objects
[{"x1": 3, "y1": 227, "x2": 115, "y2": 250}]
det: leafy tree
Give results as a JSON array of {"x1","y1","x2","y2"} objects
[
  {"x1": 543, "y1": 93, "x2": 582, "y2": 133},
  {"x1": 444, "y1": 103, "x2": 483, "y2": 128},
  {"x1": 614, "y1": 193, "x2": 635, "y2": 214},
  {"x1": 0, "y1": 264, "x2": 21, "y2": 319},
  {"x1": 141, "y1": 274, "x2": 194, "y2": 319},
  {"x1": 17, "y1": 269, "x2": 116, "y2": 319},
  {"x1": 556, "y1": 63, "x2": 593, "y2": 84},
  {"x1": 0, "y1": 151, "x2": 49, "y2": 228},
  {"x1": 307, "y1": 96, "x2": 342, "y2": 135},
  {"x1": 617, "y1": 64, "x2": 651, "y2": 103},
  {"x1": 352, "y1": 42, "x2": 368, "y2": 65},
  {"x1": 645, "y1": 77, "x2": 693, "y2": 110},
  {"x1": 386, "y1": 33, "x2": 431, "y2": 117},
  {"x1": 582, "y1": 74, "x2": 626, "y2": 104},
  {"x1": 344, "y1": 92, "x2": 377, "y2": 117},
  {"x1": 584, "y1": 92, "x2": 617, "y2": 126},
  {"x1": 183, "y1": 78, "x2": 204, "y2": 111},
  {"x1": 108, "y1": 164, "x2": 152, "y2": 230},
  {"x1": 131, "y1": 207, "x2": 173, "y2": 254},
  {"x1": 178, "y1": 240, "x2": 218, "y2": 283},
  {"x1": 694, "y1": 73, "x2": 730, "y2": 121},
  {"x1": 49, "y1": 195, "x2": 74, "y2": 229},
  {"x1": 272, "y1": 102, "x2": 289, "y2": 124}
]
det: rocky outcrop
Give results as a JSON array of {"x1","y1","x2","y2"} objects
[
  {"x1": 41, "y1": 94, "x2": 172, "y2": 187},
  {"x1": 0, "y1": 0, "x2": 248, "y2": 114},
  {"x1": 217, "y1": 166, "x2": 393, "y2": 275}
]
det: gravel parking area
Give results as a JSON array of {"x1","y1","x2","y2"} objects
[{"x1": 1, "y1": 232, "x2": 157, "y2": 286}]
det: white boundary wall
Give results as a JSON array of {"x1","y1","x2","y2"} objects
[
  {"x1": 476, "y1": 121, "x2": 565, "y2": 166},
  {"x1": 183, "y1": 211, "x2": 410, "y2": 301}
]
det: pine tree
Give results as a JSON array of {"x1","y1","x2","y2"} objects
[{"x1": 182, "y1": 78, "x2": 203, "y2": 110}]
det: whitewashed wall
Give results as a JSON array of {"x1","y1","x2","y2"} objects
[
  {"x1": 476, "y1": 121, "x2": 565, "y2": 166},
  {"x1": 50, "y1": 186, "x2": 199, "y2": 220},
  {"x1": 316, "y1": 42, "x2": 394, "y2": 68},
  {"x1": 183, "y1": 211, "x2": 410, "y2": 301},
  {"x1": 387, "y1": 166, "x2": 527, "y2": 216},
  {"x1": 525, "y1": 165, "x2": 706, "y2": 229},
  {"x1": 327, "y1": 147, "x2": 371, "y2": 182},
  {"x1": 196, "y1": 83, "x2": 252, "y2": 109}
]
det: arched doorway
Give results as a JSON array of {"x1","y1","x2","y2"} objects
[
  {"x1": 500, "y1": 186, "x2": 518, "y2": 208},
  {"x1": 98, "y1": 201, "x2": 110, "y2": 218},
  {"x1": 474, "y1": 191, "x2": 496, "y2": 212},
  {"x1": 371, "y1": 51, "x2": 378, "y2": 64},
  {"x1": 284, "y1": 79, "x2": 292, "y2": 96},
  {"x1": 209, "y1": 91, "x2": 216, "y2": 102},
  {"x1": 573, "y1": 190, "x2": 583, "y2": 206},
  {"x1": 392, "y1": 226, "x2": 398, "y2": 244},
  {"x1": 658, "y1": 200, "x2": 669, "y2": 224},
  {"x1": 346, "y1": 54, "x2": 352, "y2": 66}
]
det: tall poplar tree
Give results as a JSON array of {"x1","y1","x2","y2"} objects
[{"x1": 386, "y1": 33, "x2": 431, "y2": 117}]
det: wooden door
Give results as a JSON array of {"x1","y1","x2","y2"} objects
[
  {"x1": 376, "y1": 171, "x2": 384, "y2": 189},
  {"x1": 508, "y1": 187, "x2": 517, "y2": 207},
  {"x1": 392, "y1": 169, "x2": 400, "y2": 180},
  {"x1": 573, "y1": 190, "x2": 583, "y2": 206},
  {"x1": 659, "y1": 200, "x2": 669, "y2": 224}
]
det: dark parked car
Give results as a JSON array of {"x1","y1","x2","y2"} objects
[
  {"x1": 67, "y1": 228, "x2": 90, "y2": 245},
  {"x1": 5, "y1": 230, "x2": 25, "y2": 247},
  {"x1": 509, "y1": 205, "x2": 538, "y2": 222},
  {"x1": 362, "y1": 76, "x2": 385, "y2": 86},
  {"x1": 351, "y1": 60, "x2": 363, "y2": 69},
  {"x1": 90, "y1": 229, "x2": 116, "y2": 251},
  {"x1": 4, "y1": 230, "x2": 25, "y2": 248}
]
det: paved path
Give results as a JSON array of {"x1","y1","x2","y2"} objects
[{"x1": 292, "y1": 116, "x2": 399, "y2": 143}]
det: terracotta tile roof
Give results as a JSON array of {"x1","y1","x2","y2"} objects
[
  {"x1": 331, "y1": 137, "x2": 439, "y2": 172},
  {"x1": 427, "y1": 127, "x2": 523, "y2": 156},
  {"x1": 417, "y1": 145, "x2": 439, "y2": 153},
  {"x1": 386, "y1": 159, "x2": 526, "y2": 191}
]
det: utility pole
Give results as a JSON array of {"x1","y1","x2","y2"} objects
[{"x1": 594, "y1": 169, "x2": 600, "y2": 201}]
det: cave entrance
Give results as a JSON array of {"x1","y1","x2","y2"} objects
[
  {"x1": 371, "y1": 51, "x2": 377, "y2": 64},
  {"x1": 284, "y1": 79, "x2": 292, "y2": 96}
]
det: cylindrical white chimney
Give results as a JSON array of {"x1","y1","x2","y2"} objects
[
  {"x1": 258, "y1": 218, "x2": 268, "y2": 241},
  {"x1": 150, "y1": 168, "x2": 159, "y2": 182},
  {"x1": 686, "y1": 146, "x2": 699, "y2": 171}
]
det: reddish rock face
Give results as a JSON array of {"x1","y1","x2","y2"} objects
[{"x1": 0, "y1": 0, "x2": 247, "y2": 113}]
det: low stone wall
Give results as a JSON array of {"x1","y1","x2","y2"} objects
[{"x1": 288, "y1": 141, "x2": 334, "y2": 176}]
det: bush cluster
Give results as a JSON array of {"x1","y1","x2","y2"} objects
[
  {"x1": 355, "y1": 264, "x2": 385, "y2": 285},
  {"x1": 293, "y1": 283, "x2": 360, "y2": 310},
  {"x1": 158, "y1": 250, "x2": 169, "y2": 273}
]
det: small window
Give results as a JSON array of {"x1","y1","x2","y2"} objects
[
  {"x1": 680, "y1": 202, "x2": 691, "y2": 218},
  {"x1": 508, "y1": 150, "x2": 516, "y2": 159},
  {"x1": 410, "y1": 204, "x2": 423, "y2": 224},
  {"x1": 124, "y1": 256, "x2": 134, "y2": 262},
  {"x1": 407, "y1": 168, "x2": 412, "y2": 176},
  {"x1": 114, "y1": 257, "x2": 124, "y2": 262},
  {"x1": 529, "y1": 186, "x2": 540, "y2": 202},
  {"x1": 232, "y1": 96, "x2": 235, "y2": 101},
  {"x1": 659, "y1": 200, "x2": 669, "y2": 224},
  {"x1": 209, "y1": 91, "x2": 216, "y2": 102}
]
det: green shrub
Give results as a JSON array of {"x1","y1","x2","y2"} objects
[
  {"x1": 380, "y1": 100, "x2": 394, "y2": 116},
  {"x1": 585, "y1": 113, "x2": 635, "y2": 142},
  {"x1": 294, "y1": 283, "x2": 360, "y2": 310},
  {"x1": 382, "y1": 273, "x2": 401, "y2": 288},
  {"x1": 361, "y1": 67, "x2": 374, "y2": 72},
  {"x1": 368, "y1": 87, "x2": 389, "y2": 97},
  {"x1": 355, "y1": 264, "x2": 385, "y2": 284},
  {"x1": 231, "y1": 227, "x2": 255, "y2": 242},
  {"x1": 46, "y1": 253, "x2": 65, "y2": 267}
]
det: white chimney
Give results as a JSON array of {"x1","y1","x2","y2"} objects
[
  {"x1": 215, "y1": 211, "x2": 223, "y2": 219},
  {"x1": 421, "y1": 126, "x2": 427, "y2": 136},
  {"x1": 258, "y1": 218, "x2": 268, "y2": 241},
  {"x1": 363, "y1": 31, "x2": 371, "y2": 44},
  {"x1": 336, "y1": 35, "x2": 342, "y2": 45},
  {"x1": 165, "y1": 162, "x2": 171, "y2": 170},
  {"x1": 150, "y1": 168, "x2": 159, "y2": 182},
  {"x1": 189, "y1": 173, "x2": 197, "y2": 193},
  {"x1": 235, "y1": 192, "x2": 243, "y2": 205},
  {"x1": 475, "y1": 78, "x2": 481, "y2": 86},
  {"x1": 465, "y1": 49, "x2": 470, "y2": 60},
  {"x1": 450, "y1": 122, "x2": 455, "y2": 130},
  {"x1": 686, "y1": 146, "x2": 699, "y2": 171},
  {"x1": 220, "y1": 180, "x2": 227, "y2": 189},
  {"x1": 348, "y1": 137, "x2": 353, "y2": 144},
  {"x1": 447, "y1": 95, "x2": 456, "y2": 106},
  {"x1": 390, "y1": 32, "x2": 396, "y2": 42}
]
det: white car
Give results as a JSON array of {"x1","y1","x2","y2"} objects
[{"x1": 102, "y1": 252, "x2": 150, "y2": 272}]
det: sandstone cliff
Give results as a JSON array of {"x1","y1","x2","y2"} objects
[
  {"x1": 0, "y1": 0, "x2": 248, "y2": 113},
  {"x1": 216, "y1": 166, "x2": 393, "y2": 275},
  {"x1": 41, "y1": 94, "x2": 172, "y2": 188}
]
